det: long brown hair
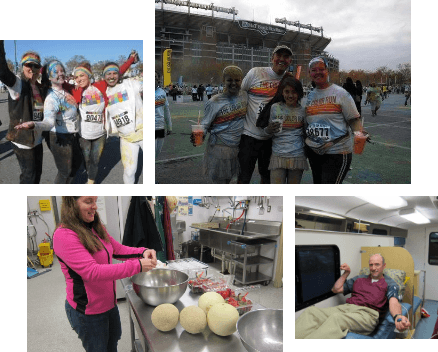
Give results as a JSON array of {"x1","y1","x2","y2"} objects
[
  {"x1": 256, "y1": 73, "x2": 304, "y2": 128},
  {"x1": 59, "y1": 196, "x2": 110, "y2": 254}
]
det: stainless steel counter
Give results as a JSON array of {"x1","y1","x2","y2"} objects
[{"x1": 121, "y1": 278, "x2": 263, "y2": 352}]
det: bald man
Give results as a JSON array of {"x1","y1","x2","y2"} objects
[{"x1": 296, "y1": 254, "x2": 411, "y2": 339}]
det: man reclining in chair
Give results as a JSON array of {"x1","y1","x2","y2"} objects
[{"x1": 296, "y1": 254, "x2": 411, "y2": 339}]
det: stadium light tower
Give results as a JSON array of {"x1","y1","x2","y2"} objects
[
  {"x1": 156, "y1": 0, "x2": 238, "y2": 21},
  {"x1": 275, "y1": 17, "x2": 323, "y2": 37}
]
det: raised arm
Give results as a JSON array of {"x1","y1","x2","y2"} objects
[
  {"x1": 332, "y1": 263, "x2": 351, "y2": 294},
  {"x1": 119, "y1": 50, "x2": 138, "y2": 77},
  {"x1": 0, "y1": 40, "x2": 17, "y2": 87}
]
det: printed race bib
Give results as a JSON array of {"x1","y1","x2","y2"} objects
[
  {"x1": 306, "y1": 123, "x2": 331, "y2": 141},
  {"x1": 33, "y1": 109, "x2": 43, "y2": 121},
  {"x1": 112, "y1": 111, "x2": 131, "y2": 128},
  {"x1": 84, "y1": 112, "x2": 103, "y2": 123}
]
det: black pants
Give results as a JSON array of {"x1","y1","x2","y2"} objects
[
  {"x1": 47, "y1": 132, "x2": 82, "y2": 184},
  {"x1": 306, "y1": 146, "x2": 352, "y2": 184},
  {"x1": 238, "y1": 134, "x2": 272, "y2": 184},
  {"x1": 79, "y1": 135, "x2": 106, "y2": 181},
  {"x1": 13, "y1": 143, "x2": 43, "y2": 184}
]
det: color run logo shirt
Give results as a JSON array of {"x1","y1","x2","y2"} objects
[
  {"x1": 269, "y1": 102, "x2": 306, "y2": 158},
  {"x1": 241, "y1": 67, "x2": 285, "y2": 140},
  {"x1": 305, "y1": 84, "x2": 359, "y2": 154},
  {"x1": 79, "y1": 85, "x2": 105, "y2": 139},
  {"x1": 155, "y1": 87, "x2": 171, "y2": 131},
  {"x1": 106, "y1": 79, "x2": 143, "y2": 142},
  {"x1": 201, "y1": 91, "x2": 247, "y2": 147}
]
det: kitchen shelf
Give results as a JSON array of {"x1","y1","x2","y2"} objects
[
  {"x1": 233, "y1": 271, "x2": 272, "y2": 285},
  {"x1": 232, "y1": 255, "x2": 273, "y2": 266}
]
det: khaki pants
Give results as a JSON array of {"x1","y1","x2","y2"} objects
[{"x1": 295, "y1": 304, "x2": 379, "y2": 339}]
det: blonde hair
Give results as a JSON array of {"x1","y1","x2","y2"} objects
[
  {"x1": 223, "y1": 65, "x2": 243, "y2": 80},
  {"x1": 59, "y1": 197, "x2": 110, "y2": 254}
]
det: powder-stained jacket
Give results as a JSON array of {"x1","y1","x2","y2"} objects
[{"x1": 53, "y1": 226, "x2": 146, "y2": 315}]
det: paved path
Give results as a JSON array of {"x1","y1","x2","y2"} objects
[{"x1": 156, "y1": 92, "x2": 411, "y2": 184}]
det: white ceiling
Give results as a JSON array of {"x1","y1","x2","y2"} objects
[{"x1": 295, "y1": 196, "x2": 438, "y2": 229}]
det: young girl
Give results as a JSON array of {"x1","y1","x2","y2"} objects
[
  {"x1": 257, "y1": 74, "x2": 308, "y2": 183},
  {"x1": 191, "y1": 65, "x2": 247, "y2": 184}
]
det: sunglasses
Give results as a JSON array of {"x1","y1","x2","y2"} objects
[{"x1": 24, "y1": 63, "x2": 41, "y2": 70}]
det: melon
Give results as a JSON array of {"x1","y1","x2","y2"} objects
[
  {"x1": 207, "y1": 303, "x2": 239, "y2": 336},
  {"x1": 198, "y1": 292, "x2": 225, "y2": 314},
  {"x1": 180, "y1": 305, "x2": 207, "y2": 334},
  {"x1": 151, "y1": 304, "x2": 179, "y2": 332}
]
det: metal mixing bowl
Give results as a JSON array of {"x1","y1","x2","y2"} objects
[
  {"x1": 237, "y1": 309, "x2": 283, "y2": 352},
  {"x1": 131, "y1": 269, "x2": 189, "y2": 306}
]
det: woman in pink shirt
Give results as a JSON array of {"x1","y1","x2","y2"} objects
[{"x1": 53, "y1": 196, "x2": 157, "y2": 351}]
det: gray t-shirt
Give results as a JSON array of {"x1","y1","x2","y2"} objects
[
  {"x1": 305, "y1": 84, "x2": 360, "y2": 154},
  {"x1": 241, "y1": 67, "x2": 285, "y2": 140}
]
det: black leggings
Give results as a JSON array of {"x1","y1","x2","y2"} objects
[
  {"x1": 13, "y1": 143, "x2": 43, "y2": 184},
  {"x1": 79, "y1": 135, "x2": 106, "y2": 181},
  {"x1": 306, "y1": 146, "x2": 352, "y2": 184},
  {"x1": 47, "y1": 132, "x2": 82, "y2": 184},
  {"x1": 238, "y1": 134, "x2": 272, "y2": 184}
]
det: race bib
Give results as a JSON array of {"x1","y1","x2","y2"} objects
[
  {"x1": 84, "y1": 112, "x2": 103, "y2": 123},
  {"x1": 33, "y1": 109, "x2": 43, "y2": 121},
  {"x1": 112, "y1": 110, "x2": 131, "y2": 128},
  {"x1": 306, "y1": 123, "x2": 331, "y2": 141},
  {"x1": 257, "y1": 102, "x2": 266, "y2": 117}
]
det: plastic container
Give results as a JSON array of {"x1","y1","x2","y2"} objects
[
  {"x1": 166, "y1": 258, "x2": 208, "y2": 278},
  {"x1": 191, "y1": 125, "x2": 204, "y2": 146},
  {"x1": 188, "y1": 272, "x2": 233, "y2": 294},
  {"x1": 214, "y1": 284, "x2": 261, "y2": 315},
  {"x1": 354, "y1": 132, "x2": 367, "y2": 154}
]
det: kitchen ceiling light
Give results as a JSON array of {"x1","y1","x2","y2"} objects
[
  {"x1": 399, "y1": 208, "x2": 430, "y2": 224},
  {"x1": 356, "y1": 196, "x2": 408, "y2": 210},
  {"x1": 308, "y1": 210, "x2": 346, "y2": 219}
]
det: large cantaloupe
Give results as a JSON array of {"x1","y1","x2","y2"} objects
[
  {"x1": 198, "y1": 292, "x2": 225, "y2": 314},
  {"x1": 151, "y1": 304, "x2": 179, "y2": 332},
  {"x1": 180, "y1": 305, "x2": 207, "y2": 334},
  {"x1": 207, "y1": 303, "x2": 239, "y2": 336}
]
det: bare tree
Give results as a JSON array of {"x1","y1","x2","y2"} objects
[
  {"x1": 43, "y1": 56, "x2": 60, "y2": 65},
  {"x1": 396, "y1": 63, "x2": 411, "y2": 84},
  {"x1": 65, "y1": 55, "x2": 88, "y2": 74}
]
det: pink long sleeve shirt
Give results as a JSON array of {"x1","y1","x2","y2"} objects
[{"x1": 53, "y1": 226, "x2": 146, "y2": 315}]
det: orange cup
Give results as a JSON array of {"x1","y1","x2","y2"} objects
[
  {"x1": 354, "y1": 132, "x2": 367, "y2": 154},
  {"x1": 191, "y1": 125, "x2": 204, "y2": 146}
]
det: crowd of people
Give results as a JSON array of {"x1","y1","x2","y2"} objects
[
  {"x1": 165, "y1": 83, "x2": 223, "y2": 102},
  {"x1": 0, "y1": 40, "x2": 143, "y2": 184},
  {"x1": 155, "y1": 45, "x2": 370, "y2": 184}
]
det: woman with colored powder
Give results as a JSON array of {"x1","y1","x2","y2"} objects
[
  {"x1": 190, "y1": 65, "x2": 247, "y2": 184},
  {"x1": 257, "y1": 74, "x2": 308, "y2": 183},
  {"x1": 15, "y1": 60, "x2": 82, "y2": 183},
  {"x1": 0, "y1": 40, "x2": 47, "y2": 183},
  {"x1": 104, "y1": 62, "x2": 143, "y2": 184},
  {"x1": 71, "y1": 52, "x2": 138, "y2": 184}
]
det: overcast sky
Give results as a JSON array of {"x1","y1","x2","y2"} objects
[{"x1": 158, "y1": 0, "x2": 411, "y2": 71}]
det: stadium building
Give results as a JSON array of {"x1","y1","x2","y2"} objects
[{"x1": 155, "y1": 0, "x2": 339, "y2": 85}]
